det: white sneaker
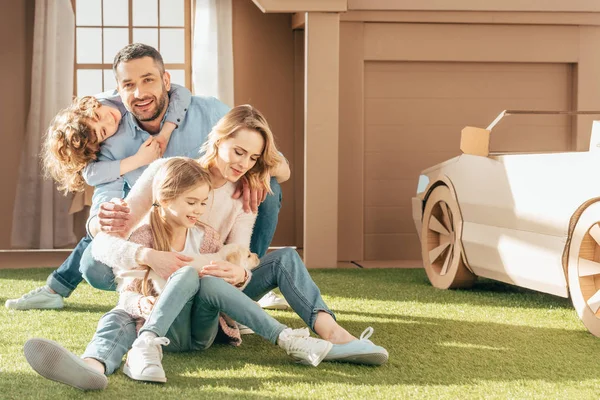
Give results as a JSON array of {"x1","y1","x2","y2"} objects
[
  {"x1": 277, "y1": 328, "x2": 332, "y2": 367},
  {"x1": 123, "y1": 336, "x2": 170, "y2": 383},
  {"x1": 236, "y1": 322, "x2": 254, "y2": 335},
  {"x1": 258, "y1": 291, "x2": 290, "y2": 310},
  {"x1": 5, "y1": 286, "x2": 64, "y2": 310}
]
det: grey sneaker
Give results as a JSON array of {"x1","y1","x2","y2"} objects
[
  {"x1": 277, "y1": 328, "x2": 332, "y2": 367},
  {"x1": 24, "y1": 338, "x2": 108, "y2": 390},
  {"x1": 236, "y1": 322, "x2": 254, "y2": 335},
  {"x1": 258, "y1": 291, "x2": 290, "y2": 310},
  {"x1": 5, "y1": 286, "x2": 64, "y2": 310}
]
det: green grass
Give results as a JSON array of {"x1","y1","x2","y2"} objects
[{"x1": 1, "y1": 268, "x2": 600, "y2": 399}]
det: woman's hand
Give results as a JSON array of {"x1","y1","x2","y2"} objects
[
  {"x1": 232, "y1": 176, "x2": 268, "y2": 213},
  {"x1": 139, "y1": 248, "x2": 194, "y2": 280},
  {"x1": 199, "y1": 260, "x2": 247, "y2": 286}
]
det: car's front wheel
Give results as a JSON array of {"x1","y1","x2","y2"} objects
[
  {"x1": 567, "y1": 201, "x2": 600, "y2": 336},
  {"x1": 420, "y1": 184, "x2": 476, "y2": 289}
]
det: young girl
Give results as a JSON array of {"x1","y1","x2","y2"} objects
[
  {"x1": 24, "y1": 105, "x2": 387, "y2": 390},
  {"x1": 41, "y1": 84, "x2": 191, "y2": 194}
]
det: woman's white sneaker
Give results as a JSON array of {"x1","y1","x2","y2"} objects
[
  {"x1": 277, "y1": 328, "x2": 332, "y2": 367},
  {"x1": 5, "y1": 286, "x2": 64, "y2": 310},
  {"x1": 258, "y1": 291, "x2": 290, "y2": 310},
  {"x1": 123, "y1": 336, "x2": 170, "y2": 383}
]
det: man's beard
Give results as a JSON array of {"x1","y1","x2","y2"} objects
[{"x1": 132, "y1": 91, "x2": 168, "y2": 122}]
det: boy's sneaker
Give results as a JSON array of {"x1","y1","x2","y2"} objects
[
  {"x1": 277, "y1": 328, "x2": 332, "y2": 367},
  {"x1": 324, "y1": 327, "x2": 388, "y2": 366},
  {"x1": 24, "y1": 338, "x2": 108, "y2": 390},
  {"x1": 258, "y1": 291, "x2": 290, "y2": 310},
  {"x1": 236, "y1": 322, "x2": 254, "y2": 335},
  {"x1": 123, "y1": 336, "x2": 170, "y2": 383},
  {"x1": 5, "y1": 286, "x2": 64, "y2": 310}
]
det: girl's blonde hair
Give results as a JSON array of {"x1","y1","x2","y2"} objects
[
  {"x1": 199, "y1": 105, "x2": 283, "y2": 192},
  {"x1": 140, "y1": 157, "x2": 212, "y2": 295},
  {"x1": 42, "y1": 96, "x2": 103, "y2": 193}
]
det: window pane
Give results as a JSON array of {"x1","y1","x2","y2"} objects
[
  {"x1": 103, "y1": 0, "x2": 129, "y2": 26},
  {"x1": 103, "y1": 28, "x2": 129, "y2": 63},
  {"x1": 160, "y1": 0, "x2": 184, "y2": 27},
  {"x1": 76, "y1": 0, "x2": 101, "y2": 26},
  {"x1": 167, "y1": 69, "x2": 186, "y2": 86},
  {"x1": 133, "y1": 0, "x2": 158, "y2": 26},
  {"x1": 133, "y1": 28, "x2": 158, "y2": 50},
  {"x1": 77, "y1": 28, "x2": 102, "y2": 63},
  {"x1": 77, "y1": 70, "x2": 103, "y2": 97},
  {"x1": 160, "y1": 29, "x2": 185, "y2": 63},
  {"x1": 104, "y1": 70, "x2": 117, "y2": 91}
]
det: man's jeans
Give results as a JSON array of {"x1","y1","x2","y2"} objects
[
  {"x1": 47, "y1": 179, "x2": 282, "y2": 295},
  {"x1": 82, "y1": 248, "x2": 335, "y2": 375}
]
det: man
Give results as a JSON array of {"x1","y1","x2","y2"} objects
[{"x1": 6, "y1": 43, "x2": 287, "y2": 310}]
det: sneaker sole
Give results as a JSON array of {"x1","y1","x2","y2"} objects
[
  {"x1": 327, "y1": 351, "x2": 389, "y2": 366},
  {"x1": 260, "y1": 304, "x2": 290, "y2": 310},
  {"x1": 6, "y1": 300, "x2": 64, "y2": 310},
  {"x1": 24, "y1": 338, "x2": 107, "y2": 390},
  {"x1": 123, "y1": 364, "x2": 167, "y2": 383}
]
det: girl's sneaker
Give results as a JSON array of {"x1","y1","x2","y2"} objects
[
  {"x1": 324, "y1": 327, "x2": 388, "y2": 365},
  {"x1": 277, "y1": 328, "x2": 332, "y2": 367},
  {"x1": 123, "y1": 336, "x2": 170, "y2": 383}
]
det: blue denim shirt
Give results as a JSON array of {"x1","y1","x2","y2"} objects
[{"x1": 89, "y1": 95, "x2": 230, "y2": 222}]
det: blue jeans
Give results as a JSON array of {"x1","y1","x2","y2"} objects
[
  {"x1": 46, "y1": 236, "x2": 91, "y2": 297},
  {"x1": 82, "y1": 248, "x2": 334, "y2": 375},
  {"x1": 77, "y1": 178, "x2": 282, "y2": 292},
  {"x1": 141, "y1": 267, "x2": 287, "y2": 351}
]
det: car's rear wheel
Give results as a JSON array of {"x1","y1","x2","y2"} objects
[
  {"x1": 567, "y1": 202, "x2": 600, "y2": 336},
  {"x1": 421, "y1": 185, "x2": 476, "y2": 289}
]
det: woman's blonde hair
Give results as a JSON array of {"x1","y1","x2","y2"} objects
[
  {"x1": 199, "y1": 105, "x2": 283, "y2": 192},
  {"x1": 42, "y1": 96, "x2": 103, "y2": 193},
  {"x1": 140, "y1": 157, "x2": 212, "y2": 295}
]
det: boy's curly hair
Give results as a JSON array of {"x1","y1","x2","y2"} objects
[{"x1": 42, "y1": 96, "x2": 102, "y2": 194}]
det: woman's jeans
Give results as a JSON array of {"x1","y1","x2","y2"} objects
[
  {"x1": 77, "y1": 178, "x2": 282, "y2": 292},
  {"x1": 81, "y1": 248, "x2": 335, "y2": 375}
]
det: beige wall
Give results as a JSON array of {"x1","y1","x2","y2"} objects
[
  {"x1": 232, "y1": 0, "x2": 296, "y2": 247},
  {"x1": 0, "y1": 0, "x2": 34, "y2": 249}
]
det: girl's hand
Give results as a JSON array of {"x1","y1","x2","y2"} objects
[
  {"x1": 141, "y1": 248, "x2": 194, "y2": 280},
  {"x1": 200, "y1": 260, "x2": 247, "y2": 286},
  {"x1": 135, "y1": 137, "x2": 161, "y2": 166}
]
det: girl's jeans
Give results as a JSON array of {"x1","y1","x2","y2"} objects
[{"x1": 81, "y1": 248, "x2": 335, "y2": 375}]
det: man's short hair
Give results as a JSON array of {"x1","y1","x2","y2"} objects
[{"x1": 112, "y1": 43, "x2": 165, "y2": 75}]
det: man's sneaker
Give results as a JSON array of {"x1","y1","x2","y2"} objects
[
  {"x1": 5, "y1": 286, "x2": 64, "y2": 310},
  {"x1": 123, "y1": 336, "x2": 170, "y2": 383},
  {"x1": 277, "y1": 328, "x2": 332, "y2": 367},
  {"x1": 24, "y1": 338, "x2": 108, "y2": 390},
  {"x1": 324, "y1": 327, "x2": 388, "y2": 366},
  {"x1": 236, "y1": 322, "x2": 254, "y2": 335},
  {"x1": 258, "y1": 291, "x2": 290, "y2": 310}
]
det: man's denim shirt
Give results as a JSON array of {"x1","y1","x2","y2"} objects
[{"x1": 88, "y1": 95, "x2": 230, "y2": 228}]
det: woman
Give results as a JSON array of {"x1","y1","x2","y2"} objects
[{"x1": 24, "y1": 105, "x2": 388, "y2": 391}]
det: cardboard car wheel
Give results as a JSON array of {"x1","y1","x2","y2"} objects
[
  {"x1": 567, "y1": 202, "x2": 600, "y2": 337},
  {"x1": 421, "y1": 185, "x2": 476, "y2": 289}
]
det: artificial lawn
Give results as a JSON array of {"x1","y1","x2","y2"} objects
[{"x1": 1, "y1": 267, "x2": 600, "y2": 399}]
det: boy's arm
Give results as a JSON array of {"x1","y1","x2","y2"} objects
[
  {"x1": 95, "y1": 89, "x2": 127, "y2": 116},
  {"x1": 82, "y1": 160, "x2": 121, "y2": 187},
  {"x1": 155, "y1": 84, "x2": 192, "y2": 152}
]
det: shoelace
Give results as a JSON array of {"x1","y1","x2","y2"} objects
[
  {"x1": 136, "y1": 337, "x2": 170, "y2": 366},
  {"x1": 359, "y1": 327, "x2": 374, "y2": 341},
  {"x1": 23, "y1": 287, "x2": 46, "y2": 299}
]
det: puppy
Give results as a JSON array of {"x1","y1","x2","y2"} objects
[{"x1": 117, "y1": 243, "x2": 260, "y2": 294}]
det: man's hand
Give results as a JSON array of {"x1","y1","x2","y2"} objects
[
  {"x1": 98, "y1": 198, "x2": 132, "y2": 236},
  {"x1": 140, "y1": 248, "x2": 194, "y2": 280},
  {"x1": 232, "y1": 176, "x2": 269, "y2": 213},
  {"x1": 199, "y1": 260, "x2": 247, "y2": 286}
]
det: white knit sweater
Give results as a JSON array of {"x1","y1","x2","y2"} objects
[{"x1": 92, "y1": 157, "x2": 257, "y2": 271}]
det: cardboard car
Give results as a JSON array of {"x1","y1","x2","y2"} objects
[{"x1": 412, "y1": 110, "x2": 600, "y2": 336}]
